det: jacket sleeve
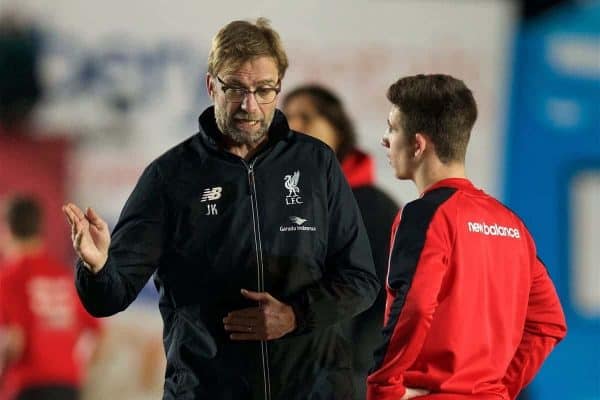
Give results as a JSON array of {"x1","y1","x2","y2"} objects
[
  {"x1": 287, "y1": 151, "x2": 380, "y2": 334},
  {"x1": 367, "y1": 202, "x2": 451, "y2": 400},
  {"x1": 502, "y1": 252, "x2": 567, "y2": 399},
  {"x1": 75, "y1": 162, "x2": 169, "y2": 317}
]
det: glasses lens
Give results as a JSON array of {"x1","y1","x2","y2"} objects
[
  {"x1": 258, "y1": 89, "x2": 277, "y2": 103},
  {"x1": 225, "y1": 89, "x2": 245, "y2": 103}
]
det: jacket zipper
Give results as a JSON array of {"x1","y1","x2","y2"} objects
[{"x1": 243, "y1": 159, "x2": 272, "y2": 400}]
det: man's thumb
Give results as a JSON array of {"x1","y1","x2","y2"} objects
[{"x1": 241, "y1": 289, "x2": 270, "y2": 302}]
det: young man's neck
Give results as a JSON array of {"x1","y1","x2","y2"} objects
[{"x1": 413, "y1": 158, "x2": 466, "y2": 195}]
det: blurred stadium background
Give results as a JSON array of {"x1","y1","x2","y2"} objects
[{"x1": 0, "y1": 0, "x2": 598, "y2": 399}]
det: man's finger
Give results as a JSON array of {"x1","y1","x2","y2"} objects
[
  {"x1": 86, "y1": 207, "x2": 105, "y2": 228},
  {"x1": 74, "y1": 230, "x2": 84, "y2": 250},
  {"x1": 227, "y1": 307, "x2": 261, "y2": 318},
  {"x1": 224, "y1": 323, "x2": 263, "y2": 333},
  {"x1": 62, "y1": 206, "x2": 75, "y2": 226},
  {"x1": 67, "y1": 203, "x2": 86, "y2": 220},
  {"x1": 72, "y1": 213, "x2": 89, "y2": 235},
  {"x1": 224, "y1": 314, "x2": 259, "y2": 326},
  {"x1": 63, "y1": 206, "x2": 79, "y2": 225},
  {"x1": 229, "y1": 332, "x2": 264, "y2": 341},
  {"x1": 241, "y1": 289, "x2": 272, "y2": 302},
  {"x1": 64, "y1": 207, "x2": 76, "y2": 237}
]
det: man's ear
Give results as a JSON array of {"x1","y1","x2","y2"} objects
[
  {"x1": 206, "y1": 73, "x2": 214, "y2": 98},
  {"x1": 413, "y1": 132, "x2": 428, "y2": 158}
]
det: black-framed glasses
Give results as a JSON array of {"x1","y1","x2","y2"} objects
[{"x1": 217, "y1": 76, "x2": 281, "y2": 104}]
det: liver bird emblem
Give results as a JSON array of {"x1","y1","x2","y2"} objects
[{"x1": 284, "y1": 171, "x2": 301, "y2": 197}]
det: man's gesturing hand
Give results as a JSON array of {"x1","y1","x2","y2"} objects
[
  {"x1": 223, "y1": 289, "x2": 297, "y2": 341},
  {"x1": 62, "y1": 203, "x2": 110, "y2": 274}
]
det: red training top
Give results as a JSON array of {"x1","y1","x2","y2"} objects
[
  {"x1": 367, "y1": 178, "x2": 566, "y2": 400},
  {"x1": 0, "y1": 250, "x2": 100, "y2": 398}
]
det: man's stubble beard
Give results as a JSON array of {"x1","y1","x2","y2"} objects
[{"x1": 214, "y1": 106, "x2": 274, "y2": 146}]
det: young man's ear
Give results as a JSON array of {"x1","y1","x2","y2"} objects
[{"x1": 413, "y1": 132, "x2": 428, "y2": 158}]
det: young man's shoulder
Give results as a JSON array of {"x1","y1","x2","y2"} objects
[
  {"x1": 399, "y1": 188, "x2": 459, "y2": 229},
  {"x1": 413, "y1": 184, "x2": 529, "y2": 233},
  {"x1": 403, "y1": 187, "x2": 460, "y2": 215}
]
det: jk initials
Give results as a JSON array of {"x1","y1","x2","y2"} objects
[{"x1": 206, "y1": 204, "x2": 218, "y2": 215}]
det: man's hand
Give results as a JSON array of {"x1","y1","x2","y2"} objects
[
  {"x1": 223, "y1": 289, "x2": 296, "y2": 341},
  {"x1": 402, "y1": 387, "x2": 430, "y2": 399},
  {"x1": 62, "y1": 203, "x2": 110, "y2": 273}
]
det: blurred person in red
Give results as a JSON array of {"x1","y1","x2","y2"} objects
[
  {"x1": 283, "y1": 85, "x2": 399, "y2": 399},
  {"x1": 367, "y1": 74, "x2": 567, "y2": 400},
  {"x1": 0, "y1": 196, "x2": 100, "y2": 400}
]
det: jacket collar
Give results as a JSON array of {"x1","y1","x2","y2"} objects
[{"x1": 422, "y1": 178, "x2": 476, "y2": 196}]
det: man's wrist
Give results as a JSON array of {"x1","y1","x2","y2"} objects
[{"x1": 79, "y1": 257, "x2": 108, "y2": 277}]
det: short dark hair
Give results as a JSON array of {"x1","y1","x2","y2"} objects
[
  {"x1": 5, "y1": 196, "x2": 42, "y2": 239},
  {"x1": 282, "y1": 85, "x2": 357, "y2": 161},
  {"x1": 387, "y1": 74, "x2": 477, "y2": 163}
]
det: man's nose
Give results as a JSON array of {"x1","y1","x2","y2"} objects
[
  {"x1": 241, "y1": 92, "x2": 260, "y2": 113},
  {"x1": 381, "y1": 133, "x2": 390, "y2": 148}
]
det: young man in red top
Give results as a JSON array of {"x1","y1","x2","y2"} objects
[
  {"x1": 367, "y1": 74, "x2": 567, "y2": 400},
  {"x1": 0, "y1": 196, "x2": 100, "y2": 400}
]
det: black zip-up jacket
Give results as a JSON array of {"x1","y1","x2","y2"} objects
[{"x1": 75, "y1": 107, "x2": 379, "y2": 400}]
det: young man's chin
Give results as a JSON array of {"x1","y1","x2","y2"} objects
[{"x1": 394, "y1": 170, "x2": 409, "y2": 180}]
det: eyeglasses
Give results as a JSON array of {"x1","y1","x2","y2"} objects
[{"x1": 217, "y1": 76, "x2": 281, "y2": 104}]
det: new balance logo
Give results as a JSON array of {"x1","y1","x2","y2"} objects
[
  {"x1": 467, "y1": 221, "x2": 521, "y2": 239},
  {"x1": 201, "y1": 187, "x2": 222, "y2": 202}
]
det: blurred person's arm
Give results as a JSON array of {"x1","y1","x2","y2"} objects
[
  {"x1": 0, "y1": 326, "x2": 24, "y2": 371},
  {"x1": 0, "y1": 273, "x2": 25, "y2": 373},
  {"x1": 64, "y1": 163, "x2": 168, "y2": 317},
  {"x1": 502, "y1": 253, "x2": 567, "y2": 399}
]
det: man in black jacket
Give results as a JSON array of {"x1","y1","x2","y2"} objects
[{"x1": 63, "y1": 18, "x2": 379, "y2": 400}]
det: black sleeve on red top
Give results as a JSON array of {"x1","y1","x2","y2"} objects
[
  {"x1": 75, "y1": 162, "x2": 169, "y2": 317},
  {"x1": 367, "y1": 188, "x2": 455, "y2": 400},
  {"x1": 502, "y1": 255, "x2": 567, "y2": 399}
]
